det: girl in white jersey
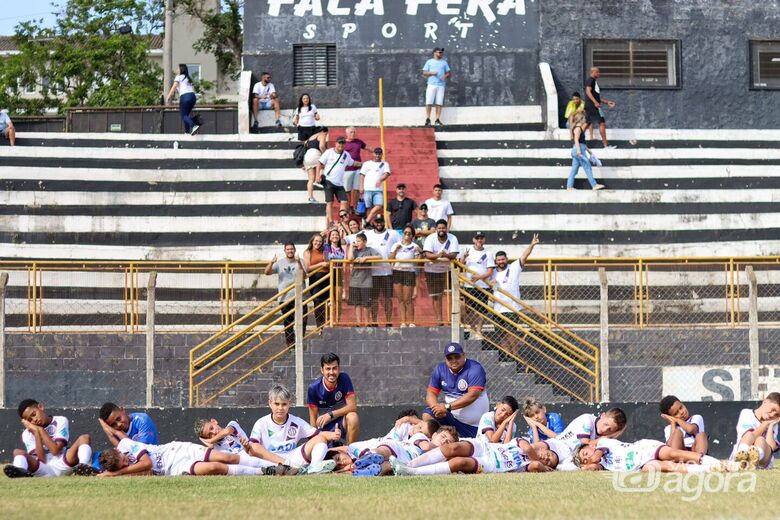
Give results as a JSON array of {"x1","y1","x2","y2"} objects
[{"x1": 165, "y1": 64, "x2": 199, "y2": 135}]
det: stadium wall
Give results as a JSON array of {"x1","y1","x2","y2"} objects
[{"x1": 0, "y1": 401, "x2": 759, "y2": 460}]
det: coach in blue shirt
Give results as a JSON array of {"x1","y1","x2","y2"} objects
[
  {"x1": 423, "y1": 342, "x2": 489, "y2": 438},
  {"x1": 307, "y1": 352, "x2": 360, "y2": 444}
]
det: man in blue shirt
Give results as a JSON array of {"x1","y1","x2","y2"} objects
[
  {"x1": 423, "y1": 342, "x2": 489, "y2": 438},
  {"x1": 421, "y1": 47, "x2": 451, "y2": 127},
  {"x1": 93, "y1": 402, "x2": 159, "y2": 469},
  {"x1": 307, "y1": 352, "x2": 360, "y2": 444}
]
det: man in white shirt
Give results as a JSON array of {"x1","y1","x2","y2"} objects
[
  {"x1": 423, "y1": 220, "x2": 460, "y2": 325},
  {"x1": 317, "y1": 137, "x2": 362, "y2": 228},
  {"x1": 251, "y1": 72, "x2": 281, "y2": 129},
  {"x1": 360, "y1": 147, "x2": 391, "y2": 224},
  {"x1": 424, "y1": 184, "x2": 454, "y2": 228},
  {"x1": 459, "y1": 232, "x2": 495, "y2": 337},
  {"x1": 0, "y1": 109, "x2": 16, "y2": 146},
  {"x1": 365, "y1": 214, "x2": 401, "y2": 325}
]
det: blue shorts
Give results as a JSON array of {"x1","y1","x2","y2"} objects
[
  {"x1": 423, "y1": 407, "x2": 478, "y2": 438},
  {"x1": 364, "y1": 190, "x2": 383, "y2": 208},
  {"x1": 257, "y1": 99, "x2": 273, "y2": 110},
  {"x1": 0, "y1": 123, "x2": 8, "y2": 136}
]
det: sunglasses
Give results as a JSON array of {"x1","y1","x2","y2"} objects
[{"x1": 339, "y1": 213, "x2": 348, "y2": 217}]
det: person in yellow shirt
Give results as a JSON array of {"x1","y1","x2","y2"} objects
[{"x1": 564, "y1": 92, "x2": 585, "y2": 137}]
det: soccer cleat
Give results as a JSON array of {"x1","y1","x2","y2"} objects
[
  {"x1": 263, "y1": 463, "x2": 300, "y2": 476},
  {"x1": 190, "y1": 125, "x2": 201, "y2": 135},
  {"x1": 389, "y1": 456, "x2": 411, "y2": 476},
  {"x1": 4, "y1": 465, "x2": 33, "y2": 478},
  {"x1": 302, "y1": 459, "x2": 336, "y2": 475},
  {"x1": 747, "y1": 446, "x2": 761, "y2": 470},
  {"x1": 354, "y1": 452, "x2": 385, "y2": 470},
  {"x1": 73, "y1": 463, "x2": 99, "y2": 476},
  {"x1": 352, "y1": 463, "x2": 382, "y2": 477},
  {"x1": 424, "y1": 118, "x2": 431, "y2": 127}
]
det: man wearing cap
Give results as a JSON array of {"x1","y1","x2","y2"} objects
[
  {"x1": 343, "y1": 127, "x2": 369, "y2": 210},
  {"x1": 412, "y1": 203, "x2": 436, "y2": 249},
  {"x1": 365, "y1": 214, "x2": 401, "y2": 325},
  {"x1": 387, "y1": 183, "x2": 417, "y2": 235},
  {"x1": 0, "y1": 109, "x2": 16, "y2": 146},
  {"x1": 423, "y1": 342, "x2": 489, "y2": 438},
  {"x1": 359, "y1": 147, "x2": 391, "y2": 224},
  {"x1": 422, "y1": 47, "x2": 451, "y2": 127},
  {"x1": 460, "y1": 232, "x2": 496, "y2": 338},
  {"x1": 318, "y1": 136, "x2": 362, "y2": 228},
  {"x1": 423, "y1": 219, "x2": 460, "y2": 325}
]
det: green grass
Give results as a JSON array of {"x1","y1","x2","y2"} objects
[{"x1": 1, "y1": 470, "x2": 778, "y2": 519}]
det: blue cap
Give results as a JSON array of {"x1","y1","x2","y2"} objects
[{"x1": 444, "y1": 342, "x2": 464, "y2": 356}]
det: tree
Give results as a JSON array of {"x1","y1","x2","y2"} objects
[
  {"x1": 176, "y1": 0, "x2": 243, "y2": 80},
  {"x1": 0, "y1": 0, "x2": 164, "y2": 114}
]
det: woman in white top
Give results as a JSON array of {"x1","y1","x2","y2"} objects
[
  {"x1": 293, "y1": 93, "x2": 320, "y2": 141},
  {"x1": 165, "y1": 64, "x2": 199, "y2": 135},
  {"x1": 390, "y1": 224, "x2": 422, "y2": 327},
  {"x1": 303, "y1": 127, "x2": 328, "y2": 203}
]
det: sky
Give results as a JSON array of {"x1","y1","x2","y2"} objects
[{"x1": 0, "y1": 0, "x2": 60, "y2": 35}]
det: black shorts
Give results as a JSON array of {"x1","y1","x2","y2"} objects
[
  {"x1": 371, "y1": 276, "x2": 394, "y2": 300},
  {"x1": 586, "y1": 106, "x2": 604, "y2": 125},
  {"x1": 324, "y1": 181, "x2": 348, "y2": 203},
  {"x1": 348, "y1": 286, "x2": 372, "y2": 307},
  {"x1": 426, "y1": 271, "x2": 448, "y2": 296},
  {"x1": 298, "y1": 126, "x2": 321, "y2": 141},
  {"x1": 465, "y1": 286, "x2": 492, "y2": 311},
  {"x1": 393, "y1": 270, "x2": 417, "y2": 287}
]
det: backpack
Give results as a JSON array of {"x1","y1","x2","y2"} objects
[{"x1": 293, "y1": 143, "x2": 306, "y2": 167}]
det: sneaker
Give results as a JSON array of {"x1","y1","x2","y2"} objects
[
  {"x1": 604, "y1": 144, "x2": 616, "y2": 150},
  {"x1": 435, "y1": 119, "x2": 443, "y2": 127},
  {"x1": 275, "y1": 119, "x2": 282, "y2": 127},
  {"x1": 592, "y1": 184, "x2": 605, "y2": 191},
  {"x1": 252, "y1": 121, "x2": 259, "y2": 131},
  {"x1": 4, "y1": 465, "x2": 33, "y2": 478},
  {"x1": 307, "y1": 197, "x2": 318, "y2": 204},
  {"x1": 408, "y1": 323, "x2": 416, "y2": 328},
  {"x1": 352, "y1": 463, "x2": 382, "y2": 477},
  {"x1": 354, "y1": 452, "x2": 385, "y2": 470},
  {"x1": 566, "y1": 187, "x2": 575, "y2": 191},
  {"x1": 190, "y1": 125, "x2": 200, "y2": 135},
  {"x1": 302, "y1": 459, "x2": 336, "y2": 475},
  {"x1": 424, "y1": 118, "x2": 431, "y2": 127},
  {"x1": 389, "y1": 456, "x2": 410, "y2": 476},
  {"x1": 73, "y1": 463, "x2": 99, "y2": 476}
]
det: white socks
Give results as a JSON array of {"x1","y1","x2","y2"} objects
[
  {"x1": 700, "y1": 455, "x2": 720, "y2": 468},
  {"x1": 77, "y1": 444, "x2": 93, "y2": 465},
  {"x1": 238, "y1": 452, "x2": 261, "y2": 467},
  {"x1": 737, "y1": 443, "x2": 750, "y2": 453},
  {"x1": 13, "y1": 455, "x2": 29, "y2": 470},
  {"x1": 407, "y1": 461, "x2": 452, "y2": 475},
  {"x1": 227, "y1": 464, "x2": 263, "y2": 476},
  {"x1": 407, "y1": 448, "x2": 445, "y2": 468},
  {"x1": 756, "y1": 446, "x2": 766, "y2": 461},
  {"x1": 311, "y1": 442, "x2": 328, "y2": 465},
  {"x1": 687, "y1": 464, "x2": 707, "y2": 474}
]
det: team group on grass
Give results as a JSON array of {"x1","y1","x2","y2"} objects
[{"x1": 5, "y1": 348, "x2": 780, "y2": 479}]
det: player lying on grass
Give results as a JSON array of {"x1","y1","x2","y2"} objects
[
  {"x1": 351, "y1": 422, "x2": 453, "y2": 476},
  {"x1": 245, "y1": 384, "x2": 342, "y2": 474},
  {"x1": 573, "y1": 438, "x2": 731, "y2": 473},
  {"x1": 347, "y1": 409, "x2": 421, "y2": 459},
  {"x1": 196, "y1": 418, "x2": 250, "y2": 454},
  {"x1": 552, "y1": 407, "x2": 627, "y2": 469},
  {"x1": 476, "y1": 396, "x2": 518, "y2": 443},
  {"x1": 730, "y1": 392, "x2": 780, "y2": 470},
  {"x1": 391, "y1": 437, "x2": 558, "y2": 475},
  {"x1": 522, "y1": 398, "x2": 566, "y2": 442},
  {"x1": 659, "y1": 394, "x2": 707, "y2": 455},
  {"x1": 93, "y1": 402, "x2": 159, "y2": 470},
  {"x1": 5, "y1": 399, "x2": 95, "y2": 478}
]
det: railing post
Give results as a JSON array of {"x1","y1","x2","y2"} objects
[
  {"x1": 746, "y1": 266, "x2": 760, "y2": 400},
  {"x1": 146, "y1": 272, "x2": 157, "y2": 408},
  {"x1": 0, "y1": 272, "x2": 7, "y2": 408},
  {"x1": 598, "y1": 268, "x2": 610, "y2": 402},
  {"x1": 294, "y1": 268, "x2": 305, "y2": 405},
  {"x1": 450, "y1": 265, "x2": 460, "y2": 342}
]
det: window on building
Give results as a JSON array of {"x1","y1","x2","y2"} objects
[
  {"x1": 185, "y1": 63, "x2": 201, "y2": 83},
  {"x1": 750, "y1": 41, "x2": 780, "y2": 89},
  {"x1": 584, "y1": 39, "x2": 680, "y2": 88},
  {"x1": 293, "y1": 44, "x2": 337, "y2": 87}
]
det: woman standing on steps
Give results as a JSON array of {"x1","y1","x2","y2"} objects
[
  {"x1": 293, "y1": 93, "x2": 321, "y2": 142},
  {"x1": 166, "y1": 64, "x2": 199, "y2": 135},
  {"x1": 566, "y1": 111, "x2": 604, "y2": 191},
  {"x1": 303, "y1": 127, "x2": 328, "y2": 203}
]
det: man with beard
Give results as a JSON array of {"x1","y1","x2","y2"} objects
[
  {"x1": 423, "y1": 219, "x2": 460, "y2": 325},
  {"x1": 307, "y1": 353, "x2": 360, "y2": 445}
]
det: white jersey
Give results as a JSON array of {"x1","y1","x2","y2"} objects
[
  {"x1": 423, "y1": 232, "x2": 460, "y2": 273},
  {"x1": 424, "y1": 197, "x2": 454, "y2": 223},
  {"x1": 492, "y1": 260, "x2": 522, "y2": 314},
  {"x1": 555, "y1": 413, "x2": 598, "y2": 457},
  {"x1": 252, "y1": 81, "x2": 276, "y2": 99},
  {"x1": 461, "y1": 248, "x2": 496, "y2": 289},
  {"x1": 391, "y1": 241, "x2": 421, "y2": 272},
  {"x1": 729, "y1": 408, "x2": 780, "y2": 461},
  {"x1": 347, "y1": 422, "x2": 416, "y2": 459},
  {"x1": 663, "y1": 415, "x2": 705, "y2": 449},
  {"x1": 360, "y1": 160, "x2": 391, "y2": 191},
  {"x1": 595, "y1": 438, "x2": 663, "y2": 472},
  {"x1": 476, "y1": 411, "x2": 516, "y2": 443},
  {"x1": 378, "y1": 432, "x2": 430, "y2": 463},
  {"x1": 365, "y1": 228, "x2": 401, "y2": 277},
  {"x1": 249, "y1": 413, "x2": 318, "y2": 455},
  {"x1": 471, "y1": 438, "x2": 530, "y2": 473},
  {"x1": 209, "y1": 420, "x2": 248, "y2": 454},
  {"x1": 117, "y1": 438, "x2": 208, "y2": 476},
  {"x1": 23, "y1": 416, "x2": 70, "y2": 455}
]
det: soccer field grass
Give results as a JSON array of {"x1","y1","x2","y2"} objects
[{"x1": 1, "y1": 470, "x2": 778, "y2": 520}]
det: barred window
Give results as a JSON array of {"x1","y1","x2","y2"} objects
[
  {"x1": 293, "y1": 44, "x2": 337, "y2": 87},
  {"x1": 750, "y1": 41, "x2": 780, "y2": 89},
  {"x1": 584, "y1": 40, "x2": 680, "y2": 88}
]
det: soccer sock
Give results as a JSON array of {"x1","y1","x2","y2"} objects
[
  {"x1": 755, "y1": 447, "x2": 766, "y2": 460},
  {"x1": 407, "y1": 448, "x2": 445, "y2": 468},
  {"x1": 77, "y1": 444, "x2": 93, "y2": 465},
  {"x1": 310, "y1": 442, "x2": 328, "y2": 464},
  {"x1": 700, "y1": 455, "x2": 720, "y2": 468},
  {"x1": 687, "y1": 464, "x2": 707, "y2": 474},
  {"x1": 227, "y1": 464, "x2": 261, "y2": 476},
  {"x1": 13, "y1": 455, "x2": 28, "y2": 470},
  {"x1": 407, "y1": 461, "x2": 452, "y2": 476},
  {"x1": 737, "y1": 443, "x2": 750, "y2": 453},
  {"x1": 238, "y1": 452, "x2": 263, "y2": 468}
]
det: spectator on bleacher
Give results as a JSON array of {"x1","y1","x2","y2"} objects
[
  {"x1": 360, "y1": 147, "x2": 392, "y2": 224},
  {"x1": 165, "y1": 64, "x2": 200, "y2": 135},
  {"x1": 459, "y1": 232, "x2": 496, "y2": 338},
  {"x1": 343, "y1": 127, "x2": 369, "y2": 211},
  {"x1": 412, "y1": 203, "x2": 436, "y2": 248},
  {"x1": 390, "y1": 224, "x2": 422, "y2": 327},
  {"x1": 347, "y1": 232, "x2": 381, "y2": 325},
  {"x1": 293, "y1": 93, "x2": 321, "y2": 142},
  {"x1": 325, "y1": 228, "x2": 347, "y2": 302},
  {"x1": 564, "y1": 92, "x2": 585, "y2": 136},
  {"x1": 424, "y1": 184, "x2": 454, "y2": 228},
  {"x1": 584, "y1": 67, "x2": 617, "y2": 149},
  {"x1": 366, "y1": 214, "x2": 401, "y2": 326},
  {"x1": 333, "y1": 209, "x2": 352, "y2": 239},
  {"x1": 251, "y1": 72, "x2": 282, "y2": 130},
  {"x1": 0, "y1": 109, "x2": 16, "y2": 146},
  {"x1": 388, "y1": 183, "x2": 417, "y2": 234},
  {"x1": 423, "y1": 219, "x2": 460, "y2": 325},
  {"x1": 568, "y1": 112, "x2": 604, "y2": 191},
  {"x1": 318, "y1": 136, "x2": 362, "y2": 229},
  {"x1": 304, "y1": 233, "x2": 328, "y2": 329},
  {"x1": 422, "y1": 47, "x2": 451, "y2": 127},
  {"x1": 303, "y1": 127, "x2": 329, "y2": 204},
  {"x1": 264, "y1": 243, "x2": 305, "y2": 347}
]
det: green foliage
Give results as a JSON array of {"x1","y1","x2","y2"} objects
[
  {"x1": 177, "y1": 0, "x2": 243, "y2": 80},
  {"x1": 0, "y1": 0, "x2": 164, "y2": 114}
]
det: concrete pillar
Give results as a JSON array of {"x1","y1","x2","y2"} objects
[
  {"x1": 450, "y1": 267, "x2": 461, "y2": 343},
  {"x1": 746, "y1": 266, "x2": 760, "y2": 400},
  {"x1": 146, "y1": 272, "x2": 157, "y2": 408},
  {"x1": 598, "y1": 268, "x2": 610, "y2": 402},
  {"x1": 294, "y1": 268, "x2": 305, "y2": 405},
  {"x1": 0, "y1": 272, "x2": 7, "y2": 408}
]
